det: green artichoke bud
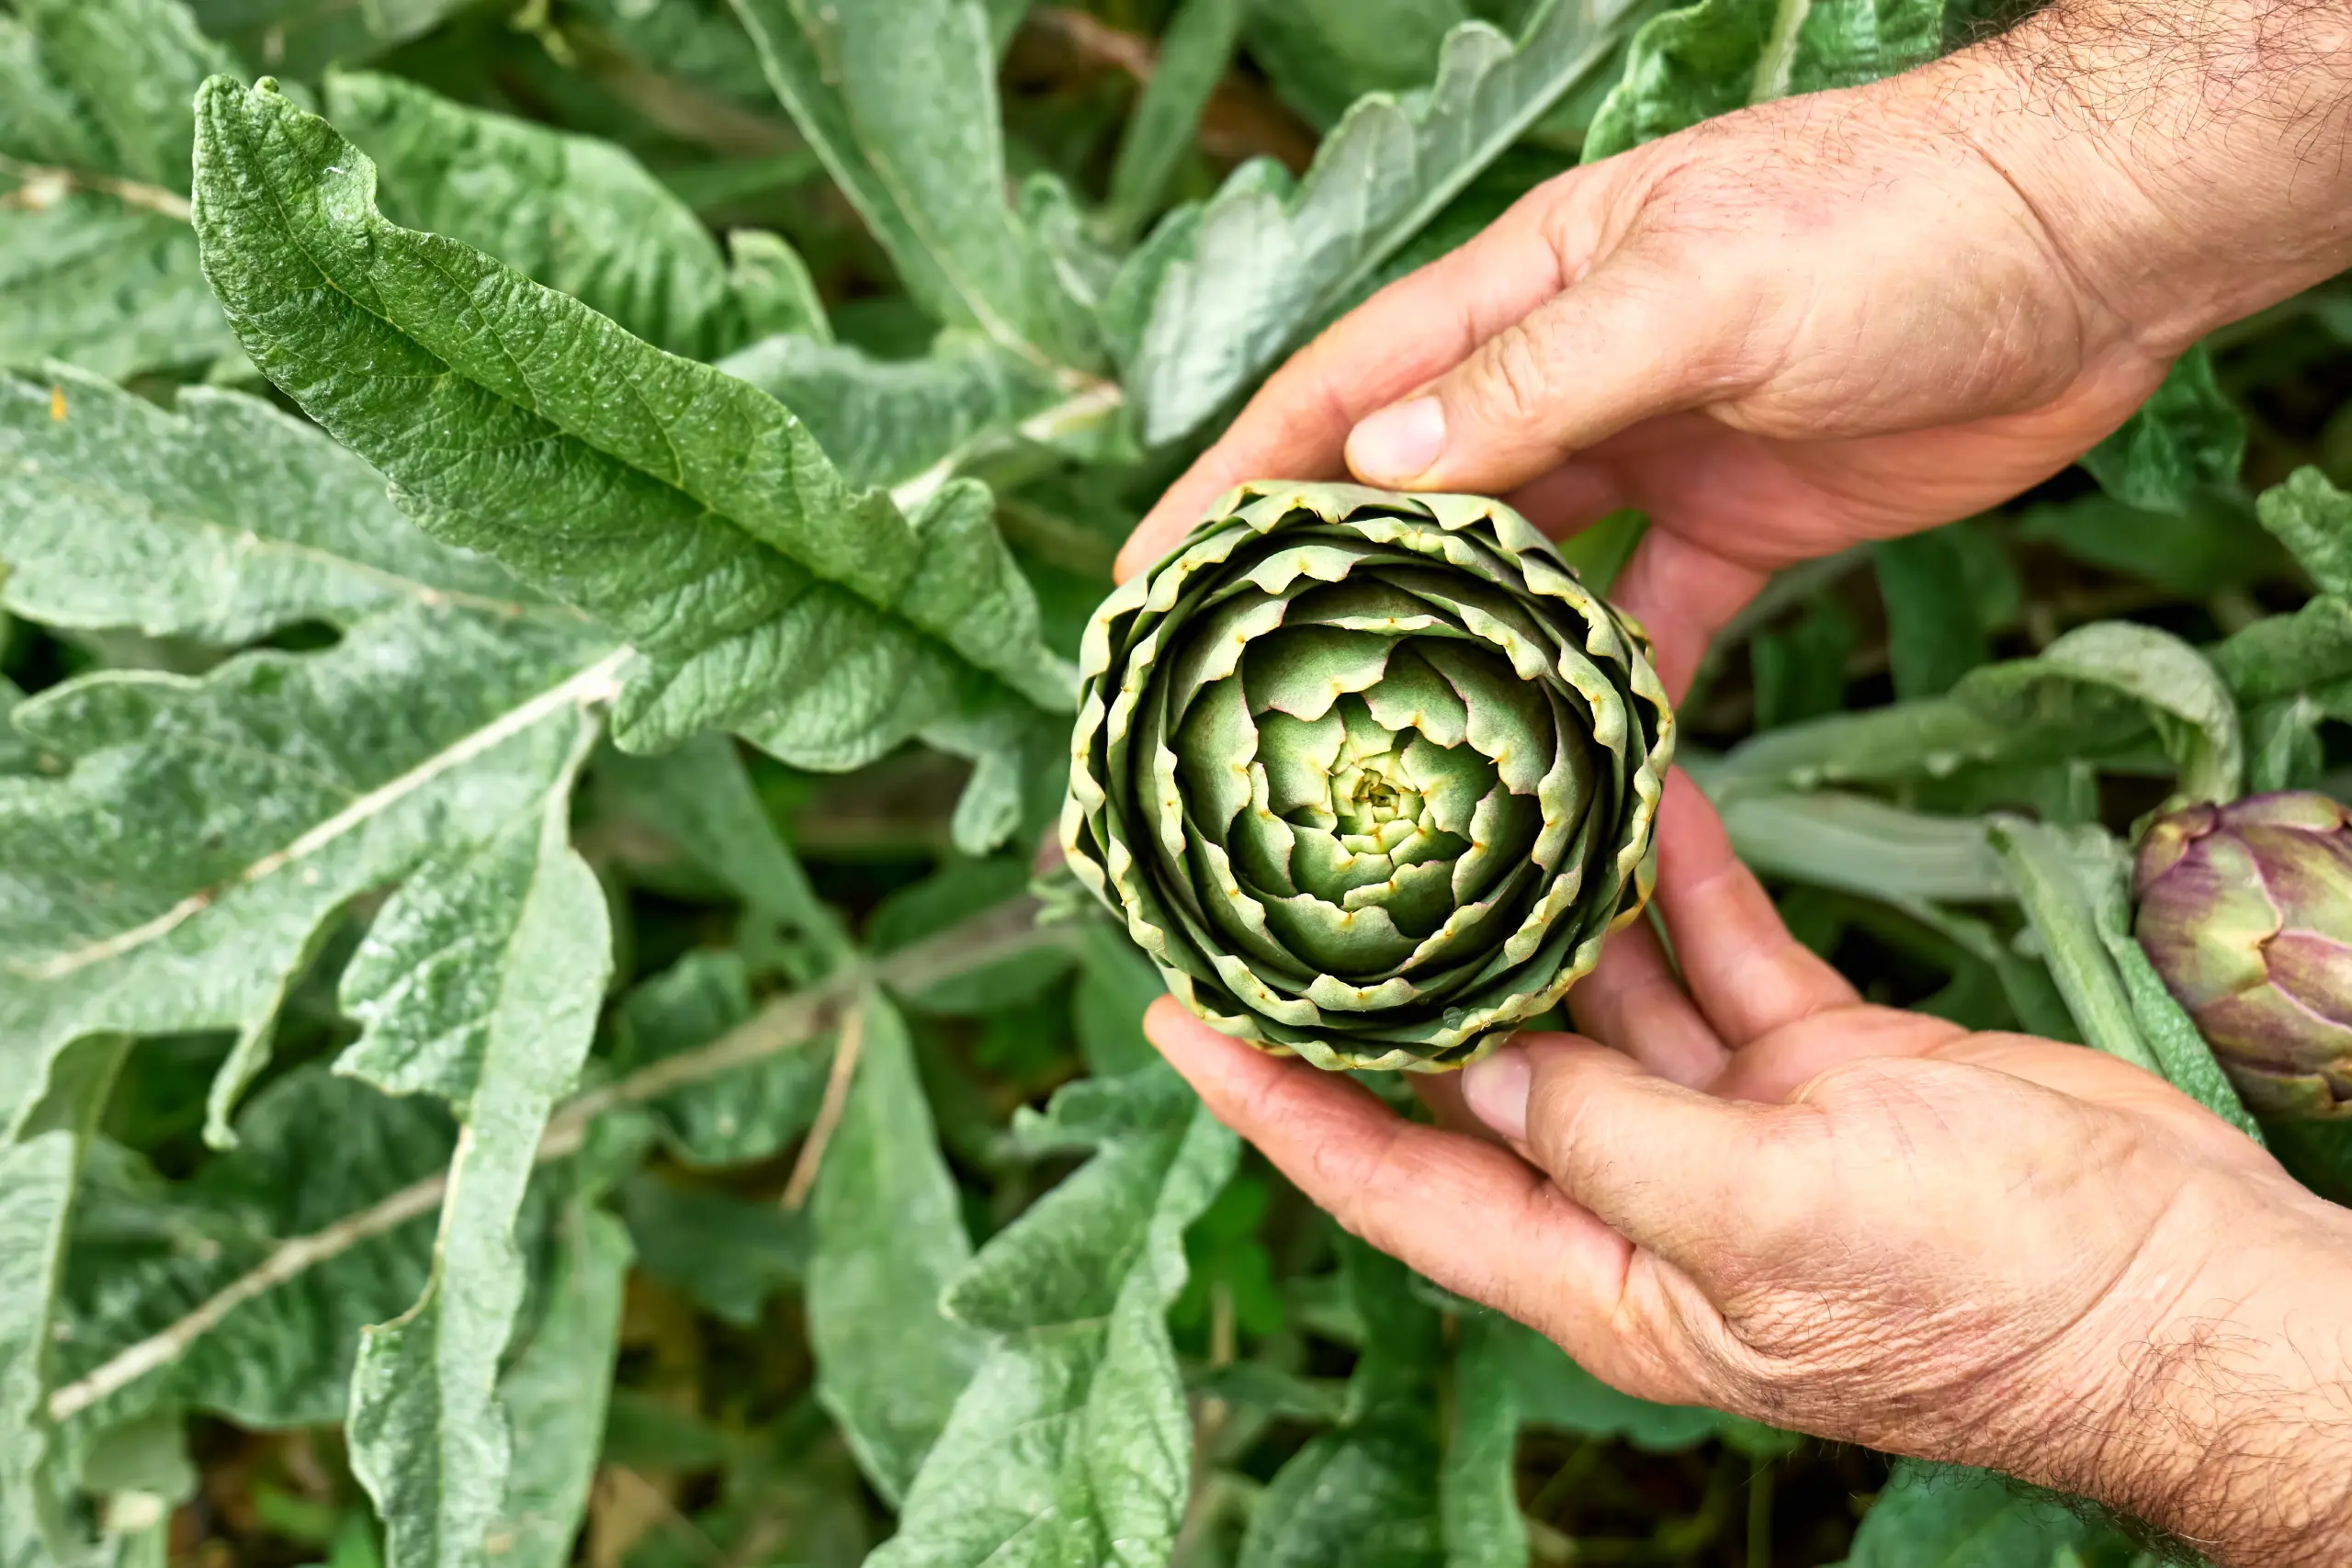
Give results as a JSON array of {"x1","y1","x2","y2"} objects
[
  {"x1": 2134, "y1": 791, "x2": 2352, "y2": 1119},
  {"x1": 1062, "y1": 482, "x2": 1674, "y2": 1072}
]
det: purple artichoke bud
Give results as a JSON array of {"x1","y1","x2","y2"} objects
[{"x1": 2133, "y1": 792, "x2": 2352, "y2": 1119}]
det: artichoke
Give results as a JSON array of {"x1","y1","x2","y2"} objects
[
  {"x1": 2134, "y1": 791, "x2": 2352, "y2": 1118},
  {"x1": 1063, "y1": 482, "x2": 1674, "y2": 1071}
]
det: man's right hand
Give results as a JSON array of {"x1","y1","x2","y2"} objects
[{"x1": 1119, "y1": 0, "x2": 2352, "y2": 697}]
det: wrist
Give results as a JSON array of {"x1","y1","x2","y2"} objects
[
  {"x1": 2046, "y1": 1174, "x2": 2352, "y2": 1565},
  {"x1": 1928, "y1": 0, "x2": 2352, "y2": 353}
]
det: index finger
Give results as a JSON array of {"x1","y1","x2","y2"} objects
[{"x1": 1114, "y1": 186, "x2": 1577, "y2": 580}]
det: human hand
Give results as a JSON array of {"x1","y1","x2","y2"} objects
[
  {"x1": 1117, "y1": 3, "x2": 2352, "y2": 696},
  {"x1": 1146, "y1": 773, "x2": 2352, "y2": 1565}
]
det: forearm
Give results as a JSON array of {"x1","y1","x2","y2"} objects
[
  {"x1": 1936, "y1": 0, "x2": 2352, "y2": 351},
  {"x1": 2036, "y1": 1187, "x2": 2352, "y2": 1565}
]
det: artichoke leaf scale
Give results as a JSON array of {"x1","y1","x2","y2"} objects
[{"x1": 1065, "y1": 481, "x2": 1673, "y2": 1070}]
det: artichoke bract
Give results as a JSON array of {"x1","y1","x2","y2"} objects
[
  {"x1": 1063, "y1": 482, "x2": 1674, "y2": 1072},
  {"x1": 2134, "y1": 792, "x2": 2352, "y2": 1118}
]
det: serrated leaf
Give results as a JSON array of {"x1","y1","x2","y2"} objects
[
  {"x1": 190, "y1": 79, "x2": 1072, "y2": 852},
  {"x1": 0, "y1": 1034, "x2": 129, "y2": 1568},
  {"x1": 342, "y1": 724, "x2": 612, "y2": 1568},
  {"x1": 727, "y1": 0, "x2": 1099, "y2": 371},
  {"x1": 609, "y1": 951, "x2": 829, "y2": 1168},
  {"x1": 808, "y1": 991, "x2": 984, "y2": 1506},
  {"x1": 714, "y1": 333, "x2": 1062, "y2": 491},
  {"x1": 325, "y1": 72, "x2": 774, "y2": 360},
  {"x1": 1127, "y1": 0, "x2": 1635, "y2": 444},
  {"x1": 489, "y1": 1202, "x2": 629, "y2": 1568},
  {"x1": 57, "y1": 1067, "x2": 455, "y2": 1433},
  {"x1": 0, "y1": 604, "x2": 616, "y2": 1142},
  {"x1": 2079, "y1": 345, "x2": 2245, "y2": 514},
  {"x1": 0, "y1": 367, "x2": 535, "y2": 642},
  {"x1": 1837, "y1": 1462, "x2": 2115, "y2": 1567},
  {"x1": 870, "y1": 1079, "x2": 1236, "y2": 1568},
  {"x1": 1583, "y1": 0, "x2": 1941, "y2": 162},
  {"x1": 2256, "y1": 465, "x2": 2352, "y2": 597}
]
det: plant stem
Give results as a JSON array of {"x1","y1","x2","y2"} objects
[{"x1": 45, "y1": 896, "x2": 1072, "y2": 1423}]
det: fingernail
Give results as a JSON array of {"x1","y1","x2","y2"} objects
[
  {"x1": 1462, "y1": 1046, "x2": 1531, "y2": 1143},
  {"x1": 1347, "y1": 398, "x2": 1445, "y2": 486}
]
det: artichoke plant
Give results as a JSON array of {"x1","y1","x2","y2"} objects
[
  {"x1": 1063, "y1": 482, "x2": 1674, "y2": 1071},
  {"x1": 2135, "y1": 791, "x2": 2352, "y2": 1118}
]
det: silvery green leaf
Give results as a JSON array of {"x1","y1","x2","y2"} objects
[
  {"x1": 1246, "y1": 0, "x2": 1476, "y2": 130},
  {"x1": 564, "y1": 0, "x2": 778, "y2": 110},
  {"x1": 0, "y1": 367, "x2": 535, "y2": 643},
  {"x1": 1715, "y1": 790, "x2": 2011, "y2": 905},
  {"x1": 1960, "y1": 622, "x2": 2241, "y2": 806},
  {"x1": 2256, "y1": 465, "x2": 2352, "y2": 598},
  {"x1": 325, "y1": 72, "x2": 772, "y2": 359},
  {"x1": 0, "y1": 1035, "x2": 129, "y2": 1568},
  {"x1": 0, "y1": 14, "x2": 110, "y2": 172},
  {"x1": 0, "y1": 203, "x2": 240, "y2": 382},
  {"x1": 57, "y1": 1068, "x2": 453, "y2": 1433},
  {"x1": 1583, "y1": 0, "x2": 1942, "y2": 162},
  {"x1": 808, "y1": 991, "x2": 985, "y2": 1506},
  {"x1": 1440, "y1": 1316, "x2": 1524, "y2": 1568},
  {"x1": 342, "y1": 722, "x2": 612, "y2": 1568},
  {"x1": 609, "y1": 951, "x2": 829, "y2": 1168},
  {"x1": 1103, "y1": 0, "x2": 1248, "y2": 240},
  {"x1": 1126, "y1": 0, "x2": 1636, "y2": 444},
  {"x1": 714, "y1": 333, "x2": 1063, "y2": 491},
  {"x1": 2213, "y1": 593, "x2": 2352, "y2": 705},
  {"x1": 0, "y1": 605, "x2": 617, "y2": 1143},
  {"x1": 724, "y1": 230, "x2": 831, "y2": 344},
  {"x1": 489, "y1": 1202, "x2": 630, "y2": 1568},
  {"x1": 6, "y1": 0, "x2": 238, "y2": 192},
  {"x1": 191, "y1": 79, "x2": 1073, "y2": 851},
  {"x1": 727, "y1": 0, "x2": 1100, "y2": 371},
  {"x1": 1071, "y1": 920, "x2": 1165, "y2": 1078},
  {"x1": 870, "y1": 1079, "x2": 1236, "y2": 1568},
  {"x1": 2080, "y1": 346, "x2": 2245, "y2": 514}
]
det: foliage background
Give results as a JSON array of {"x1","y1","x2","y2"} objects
[{"x1": 1, "y1": 0, "x2": 2348, "y2": 1565}]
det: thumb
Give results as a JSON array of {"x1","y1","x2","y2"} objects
[
  {"x1": 1344, "y1": 246, "x2": 1767, "y2": 496},
  {"x1": 1463, "y1": 1034, "x2": 1805, "y2": 1280}
]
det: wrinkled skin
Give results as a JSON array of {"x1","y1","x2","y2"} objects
[{"x1": 1124, "y1": 1, "x2": 2352, "y2": 1562}]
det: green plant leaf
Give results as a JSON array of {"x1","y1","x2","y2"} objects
[
  {"x1": 617, "y1": 1175, "x2": 803, "y2": 1326},
  {"x1": 870, "y1": 1073, "x2": 1236, "y2": 1568},
  {"x1": 1874, "y1": 526, "x2": 1991, "y2": 700},
  {"x1": 0, "y1": 605, "x2": 616, "y2": 1144},
  {"x1": 2079, "y1": 346, "x2": 2245, "y2": 514},
  {"x1": 489, "y1": 1201, "x2": 630, "y2": 1568},
  {"x1": 871, "y1": 858, "x2": 1079, "y2": 1015},
  {"x1": 0, "y1": 367, "x2": 537, "y2": 642},
  {"x1": 727, "y1": 0, "x2": 1099, "y2": 371},
  {"x1": 1583, "y1": 0, "x2": 1942, "y2": 163},
  {"x1": 341, "y1": 720, "x2": 612, "y2": 1568},
  {"x1": 2016, "y1": 490, "x2": 2275, "y2": 597},
  {"x1": 808, "y1": 990, "x2": 986, "y2": 1507},
  {"x1": 2255, "y1": 465, "x2": 2352, "y2": 597},
  {"x1": 1072, "y1": 919, "x2": 1166, "y2": 1078},
  {"x1": 1246, "y1": 0, "x2": 1476, "y2": 130},
  {"x1": 325, "y1": 71, "x2": 781, "y2": 360},
  {"x1": 0, "y1": 0, "x2": 246, "y2": 379},
  {"x1": 1714, "y1": 790, "x2": 2013, "y2": 904},
  {"x1": 1103, "y1": 0, "x2": 1248, "y2": 240},
  {"x1": 608, "y1": 951, "x2": 830, "y2": 1168},
  {"x1": 56, "y1": 1068, "x2": 454, "y2": 1433},
  {"x1": 190, "y1": 78, "x2": 1073, "y2": 853},
  {"x1": 715, "y1": 333, "x2": 1064, "y2": 491},
  {"x1": 1836, "y1": 1462, "x2": 2120, "y2": 1567},
  {"x1": 1125, "y1": 0, "x2": 1637, "y2": 445},
  {"x1": 1441, "y1": 1315, "x2": 1527, "y2": 1568},
  {"x1": 0, "y1": 1033, "x2": 130, "y2": 1568}
]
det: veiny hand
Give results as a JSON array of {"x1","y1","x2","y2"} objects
[
  {"x1": 1147, "y1": 774, "x2": 2352, "y2": 1566},
  {"x1": 1118, "y1": 2, "x2": 2352, "y2": 698}
]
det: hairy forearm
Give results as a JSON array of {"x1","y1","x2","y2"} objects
[
  {"x1": 2037, "y1": 1188, "x2": 2352, "y2": 1565},
  {"x1": 1939, "y1": 0, "x2": 2352, "y2": 350}
]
